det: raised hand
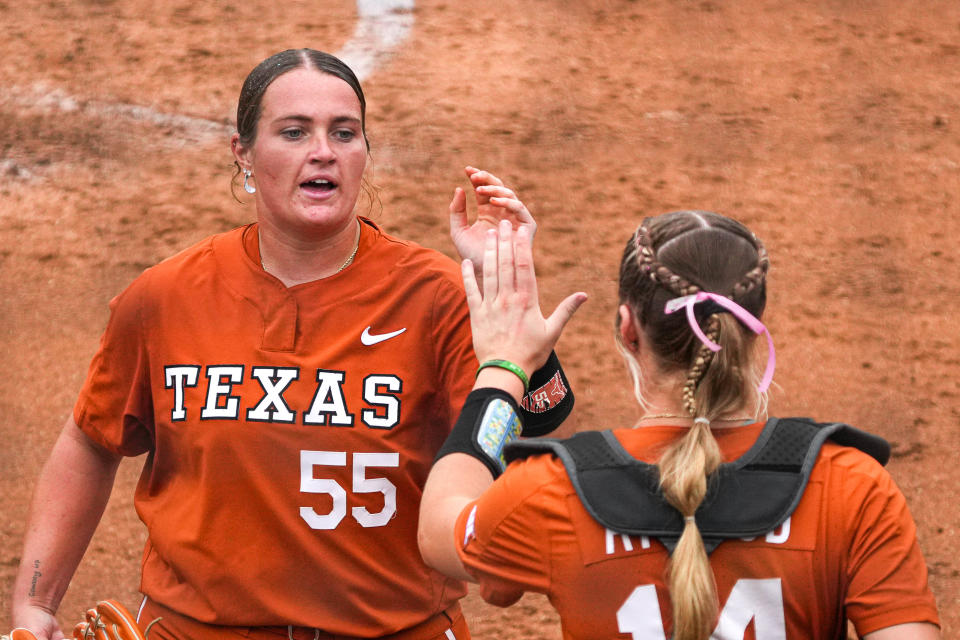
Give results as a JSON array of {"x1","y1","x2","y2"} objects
[
  {"x1": 449, "y1": 167, "x2": 536, "y2": 275},
  {"x1": 462, "y1": 220, "x2": 586, "y2": 379}
]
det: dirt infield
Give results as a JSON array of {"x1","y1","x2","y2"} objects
[{"x1": 1, "y1": 0, "x2": 957, "y2": 637}]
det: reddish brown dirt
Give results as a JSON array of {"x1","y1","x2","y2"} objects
[{"x1": 1, "y1": 1, "x2": 957, "y2": 637}]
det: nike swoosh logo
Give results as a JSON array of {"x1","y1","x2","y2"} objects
[{"x1": 361, "y1": 326, "x2": 407, "y2": 346}]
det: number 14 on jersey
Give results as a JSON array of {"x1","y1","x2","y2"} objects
[{"x1": 618, "y1": 579, "x2": 786, "y2": 639}]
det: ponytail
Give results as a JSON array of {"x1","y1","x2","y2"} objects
[
  {"x1": 658, "y1": 418, "x2": 721, "y2": 640},
  {"x1": 618, "y1": 211, "x2": 769, "y2": 639}
]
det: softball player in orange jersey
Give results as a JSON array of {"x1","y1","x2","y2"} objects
[
  {"x1": 419, "y1": 212, "x2": 940, "y2": 639},
  {"x1": 10, "y1": 49, "x2": 574, "y2": 640}
]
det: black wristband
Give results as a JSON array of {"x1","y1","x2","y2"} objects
[
  {"x1": 519, "y1": 350, "x2": 574, "y2": 437},
  {"x1": 436, "y1": 387, "x2": 523, "y2": 478}
]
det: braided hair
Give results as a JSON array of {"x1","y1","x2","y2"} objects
[{"x1": 616, "y1": 210, "x2": 769, "y2": 640}]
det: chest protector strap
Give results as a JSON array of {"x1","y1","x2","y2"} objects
[{"x1": 503, "y1": 417, "x2": 889, "y2": 554}]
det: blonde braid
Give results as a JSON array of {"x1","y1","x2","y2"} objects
[{"x1": 681, "y1": 316, "x2": 721, "y2": 416}]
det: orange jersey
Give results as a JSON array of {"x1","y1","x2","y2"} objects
[
  {"x1": 75, "y1": 219, "x2": 474, "y2": 635},
  {"x1": 455, "y1": 422, "x2": 940, "y2": 639}
]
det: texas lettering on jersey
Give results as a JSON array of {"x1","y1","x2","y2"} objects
[
  {"x1": 164, "y1": 364, "x2": 403, "y2": 429},
  {"x1": 72, "y1": 222, "x2": 480, "y2": 633}
]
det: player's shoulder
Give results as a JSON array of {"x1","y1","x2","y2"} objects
[
  {"x1": 134, "y1": 225, "x2": 241, "y2": 282},
  {"x1": 156, "y1": 225, "x2": 243, "y2": 272},
  {"x1": 500, "y1": 441, "x2": 581, "y2": 501},
  {"x1": 506, "y1": 446, "x2": 571, "y2": 478},
  {"x1": 465, "y1": 451, "x2": 572, "y2": 539},
  {"x1": 816, "y1": 437, "x2": 889, "y2": 475},
  {"x1": 811, "y1": 436, "x2": 897, "y2": 503},
  {"x1": 363, "y1": 217, "x2": 461, "y2": 279},
  {"x1": 109, "y1": 226, "x2": 245, "y2": 311}
]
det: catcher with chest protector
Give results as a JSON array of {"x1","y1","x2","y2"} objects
[{"x1": 418, "y1": 210, "x2": 940, "y2": 639}]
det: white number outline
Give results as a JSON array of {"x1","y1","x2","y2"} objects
[
  {"x1": 299, "y1": 450, "x2": 400, "y2": 530},
  {"x1": 617, "y1": 578, "x2": 786, "y2": 639}
]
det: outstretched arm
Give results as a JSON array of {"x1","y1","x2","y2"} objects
[
  {"x1": 11, "y1": 416, "x2": 122, "y2": 640},
  {"x1": 419, "y1": 222, "x2": 585, "y2": 579},
  {"x1": 449, "y1": 168, "x2": 577, "y2": 436}
]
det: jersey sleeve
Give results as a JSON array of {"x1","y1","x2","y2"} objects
[
  {"x1": 840, "y1": 454, "x2": 940, "y2": 634},
  {"x1": 454, "y1": 455, "x2": 561, "y2": 607},
  {"x1": 73, "y1": 272, "x2": 154, "y2": 456}
]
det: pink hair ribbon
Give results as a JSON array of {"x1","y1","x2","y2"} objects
[{"x1": 664, "y1": 292, "x2": 775, "y2": 393}]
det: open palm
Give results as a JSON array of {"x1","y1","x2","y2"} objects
[{"x1": 449, "y1": 166, "x2": 537, "y2": 274}]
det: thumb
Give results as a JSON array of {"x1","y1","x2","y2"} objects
[
  {"x1": 448, "y1": 187, "x2": 467, "y2": 237},
  {"x1": 545, "y1": 292, "x2": 588, "y2": 342}
]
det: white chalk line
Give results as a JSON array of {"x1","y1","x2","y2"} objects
[
  {"x1": 2, "y1": 0, "x2": 415, "y2": 155},
  {"x1": 339, "y1": 0, "x2": 415, "y2": 84}
]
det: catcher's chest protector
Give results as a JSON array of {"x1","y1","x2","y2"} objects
[{"x1": 504, "y1": 417, "x2": 890, "y2": 554}]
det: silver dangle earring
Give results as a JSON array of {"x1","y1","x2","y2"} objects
[{"x1": 243, "y1": 169, "x2": 256, "y2": 194}]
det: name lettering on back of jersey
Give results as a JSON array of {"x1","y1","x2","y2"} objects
[
  {"x1": 578, "y1": 501, "x2": 815, "y2": 566},
  {"x1": 740, "y1": 517, "x2": 792, "y2": 545},
  {"x1": 606, "y1": 529, "x2": 651, "y2": 555},
  {"x1": 164, "y1": 364, "x2": 402, "y2": 429},
  {"x1": 599, "y1": 517, "x2": 794, "y2": 562},
  {"x1": 571, "y1": 495, "x2": 662, "y2": 566}
]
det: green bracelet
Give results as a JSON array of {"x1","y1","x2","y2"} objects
[{"x1": 477, "y1": 359, "x2": 530, "y2": 393}]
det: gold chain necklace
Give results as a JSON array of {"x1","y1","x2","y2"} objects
[
  {"x1": 259, "y1": 223, "x2": 360, "y2": 275},
  {"x1": 335, "y1": 228, "x2": 360, "y2": 273},
  {"x1": 639, "y1": 413, "x2": 757, "y2": 422}
]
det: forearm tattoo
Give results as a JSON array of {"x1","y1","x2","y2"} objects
[{"x1": 28, "y1": 559, "x2": 42, "y2": 597}]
